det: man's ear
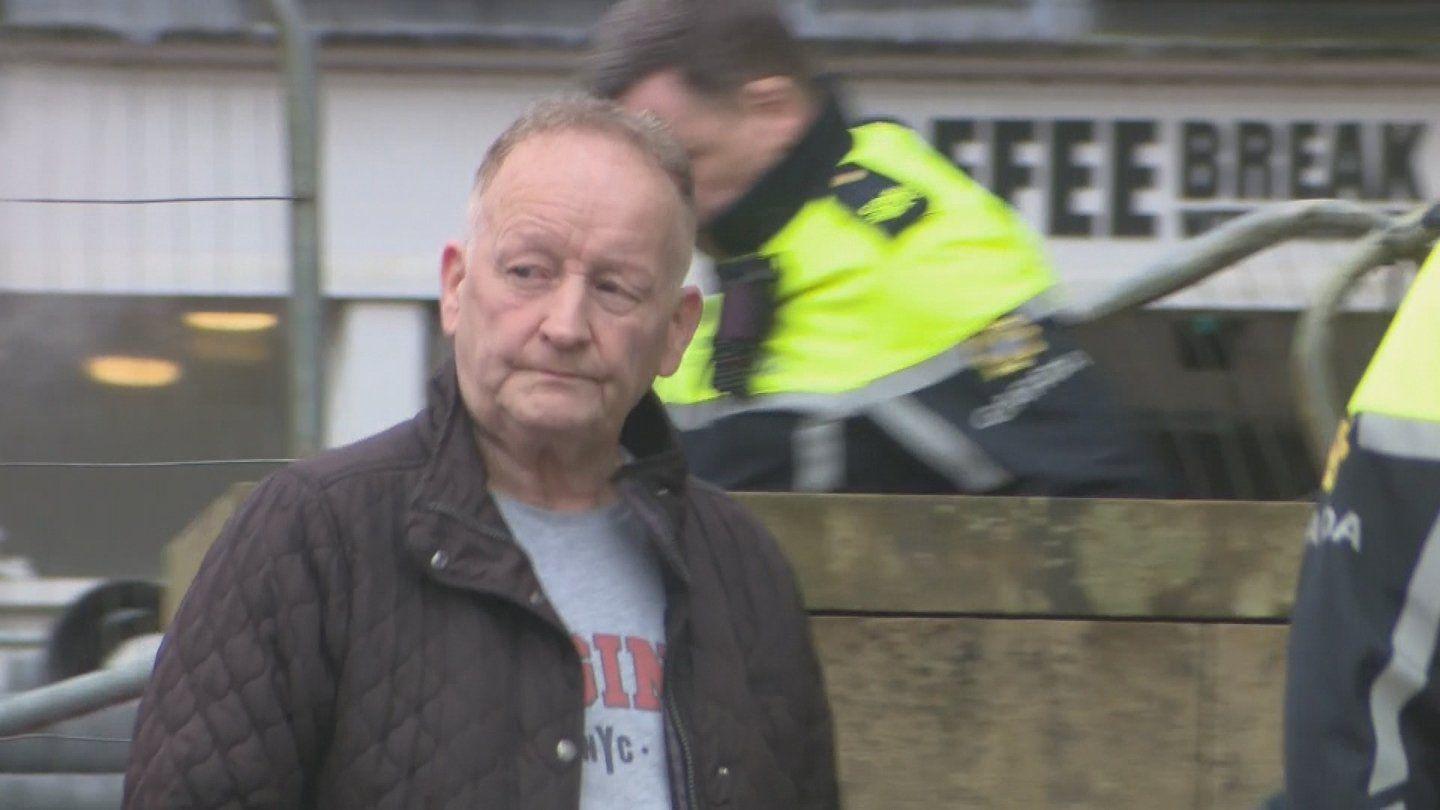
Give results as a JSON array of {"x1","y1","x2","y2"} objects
[
  {"x1": 737, "y1": 75, "x2": 811, "y2": 142},
  {"x1": 439, "y1": 241, "x2": 467, "y2": 336},
  {"x1": 658, "y1": 286, "x2": 704, "y2": 378}
]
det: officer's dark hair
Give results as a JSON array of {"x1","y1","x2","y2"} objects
[{"x1": 587, "y1": 0, "x2": 815, "y2": 101}]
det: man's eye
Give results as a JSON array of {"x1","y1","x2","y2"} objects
[
  {"x1": 594, "y1": 279, "x2": 641, "y2": 312},
  {"x1": 505, "y1": 264, "x2": 550, "y2": 286}
]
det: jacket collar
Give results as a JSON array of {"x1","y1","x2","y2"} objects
[
  {"x1": 705, "y1": 87, "x2": 853, "y2": 259},
  {"x1": 405, "y1": 359, "x2": 692, "y2": 601}
]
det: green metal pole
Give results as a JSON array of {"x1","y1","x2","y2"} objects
[{"x1": 267, "y1": 0, "x2": 324, "y2": 457}]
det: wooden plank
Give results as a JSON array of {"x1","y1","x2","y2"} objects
[
  {"x1": 160, "y1": 489, "x2": 1298, "y2": 806},
  {"x1": 1199, "y1": 623, "x2": 1288, "y2": 808},
  {"x1": 165, "y1": 489, "x2": 1310, "y2": 620},
  {"x1": 812, "y1": 616, "x2": 1208, "y2": 809},
  {"x1": 739, "y1": 493, "x2": 1309, "y2": 619}
]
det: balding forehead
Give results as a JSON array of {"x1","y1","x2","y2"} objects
[
  {"x1": 475, "y1": 127, "x2": 691, "y2": 214},
  {"x1": 469, "y1": 131, "x2": 696, "y2": 281},
  {"x1": 472, "y1": 96, "x2": 696, "y2": 216}
]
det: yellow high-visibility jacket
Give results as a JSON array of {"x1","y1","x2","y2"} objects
[
  {"x1": 1347, "y1": 242, "x2": 1440, "y2": 424},
  {"x1": 655, "y1": 109, "x2": 1055, "y2": 419}
]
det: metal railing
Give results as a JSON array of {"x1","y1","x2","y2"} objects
[
  {"x1": 1059, "y1": 198, "x2": 1436, "y2": 498},
  {"x1": 1063, "y1": 199, "x2": 1394, "y2": 325},
  {"x1": 0, "y1": 0, "x2": 321, "y2": 748},
  {"x1": 1292, "y1": 202, "x2": 1440, "y2": 466},
  {"x1": 0, "y1": 657, "x2": 151, "y2": 740}
]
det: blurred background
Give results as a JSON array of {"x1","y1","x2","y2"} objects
[
  {"x1": 7, "y1": 0, "x2": 1436, "y2": 581},
  {"x1": 0, "y1": 0, "x2": 1432, "y2": 575},
  {"x1": 0, "y1": 2, "x2": 1437, "y2": 807}
]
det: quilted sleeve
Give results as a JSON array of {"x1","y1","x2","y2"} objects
[
  {"x1": 725, "y1": 500, "x2": 841, "y2": 809},
  {"x1": 124, "y1": 470, "x2": 349, "y2": 808}
]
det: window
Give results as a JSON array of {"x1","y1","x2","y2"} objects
[{"x1": 0, "y1": 294, "x2": 288, "y2": 579}]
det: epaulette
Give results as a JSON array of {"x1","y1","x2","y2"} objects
[{"x1": 829, "y1": 163, "x2": 929, "y2": 238}]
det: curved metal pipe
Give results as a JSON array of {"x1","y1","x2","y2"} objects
[
  {"x1": 1291, "y1": 203, "x2": 1440, "y2": 468},
  {"x1": 1067, "y1": 199, "x2": 1392, "y2": 324},
  {"x1": 0, "y1": 657, "x2": 151, "y2": 739}
]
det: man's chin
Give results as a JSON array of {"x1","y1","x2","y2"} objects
[
  {"x1": 514, "y1": 413, "x2": 597, "y2": 436},
  {"x1": 503, "y1": 395, "x2": 606, "y2": 437}
]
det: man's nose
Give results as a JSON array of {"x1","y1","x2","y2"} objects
[{"x1": 539, "y1": 274, "x2": 592, "y2": 349}]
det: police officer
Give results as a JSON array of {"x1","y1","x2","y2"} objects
[
  {"x1": 588, "y1": 0, "x2": 1160, "y2": 496},
  {"x1": 1283, "y1": 232, "x2": 1440, "y2": 808}
]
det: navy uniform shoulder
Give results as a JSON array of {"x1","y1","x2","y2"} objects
[{"x1": 828, "y1": 161, "x2": 930, "y2": 238}]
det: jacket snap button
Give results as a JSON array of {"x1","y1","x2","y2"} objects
[
  {"x1": 429, "y1": 549, "x2": 450, "y2": 570},
  {"x1": 655, "y1": 485, "x2": 671, "y2": 497},
  {"x1": 528, "y1": 589, "x2": 545, "y2": 606},
  {"x1": 711, "y1": 763, "x2": 734, "y2": 804},
  {"x1": 555, "y1": 738, "x2": 578, "y2": 763}
]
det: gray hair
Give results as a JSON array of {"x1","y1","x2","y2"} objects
[
  {"x1": 472, "y1": 95, "x2": 695, "y2": 215},
  {"x1": 586, "y1": 0, "x2": 812, "y2": 101}
]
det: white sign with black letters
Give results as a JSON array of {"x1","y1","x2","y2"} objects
[
  {"x1": 3, "y1": 64, "x2": 1434, "y2": 309},
  {"x1": 850, "y1": 79, "x2": 1436, "y2": 310}
]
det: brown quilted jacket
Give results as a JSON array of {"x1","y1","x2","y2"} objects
[{"x1": 124, "y1": 363, "x2": 839, "y2": 809}]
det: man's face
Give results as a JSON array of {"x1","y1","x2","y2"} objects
[
  {"x1": 440, "y1": 130, "x2": 701, "y2": 444},
  {"x1": 618, "y1": 70, "x2": 800, "y2": 225}
]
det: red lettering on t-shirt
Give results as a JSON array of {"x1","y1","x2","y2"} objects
[
  {"x1": 626, "y1": 637, "x2": 663, "y2": 711},
  {"x1": 572, "y1": 635, "x2": 597, "y2": 707},
  {"x1": 592, "y1": 633, "x2": 631, "y2": 709}
]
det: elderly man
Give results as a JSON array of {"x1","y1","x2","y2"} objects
[{"x1": 124, "y1": 97, "x2": 838, "y2": 810}]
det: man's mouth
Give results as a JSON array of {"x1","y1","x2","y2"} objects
[{"x1": 525, "y1": 367, "x2": 594, "y2": 382}]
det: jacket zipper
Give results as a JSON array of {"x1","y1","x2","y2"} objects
[
  {"x1": 426, "y1": 486, "x2": 694, "y2": 806},
  {"x1": 664, "y1": 685, "x2": 698, "y2": 810}
]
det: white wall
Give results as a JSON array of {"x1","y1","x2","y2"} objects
[
  {"x1": 0, "y1": 62, "x2": 288, "y2": 295},
  {"x1": 324, "y1": 301, "x2": 429, "y2": 448},
  {"x1": 1, "y1": 58, "x2": 1435, "y2": 309}
]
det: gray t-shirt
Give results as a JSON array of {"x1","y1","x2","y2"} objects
[{"x1": 493, "y1": 492, "x2": 670, "y2": 809}]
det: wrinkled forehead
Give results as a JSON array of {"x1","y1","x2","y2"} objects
[
  {"x1": 470, "y1": 130, "x2": 696, "y2": 275},
  {"x1": 478, "y1": 129, "x2": 690, "y2": 213}
]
